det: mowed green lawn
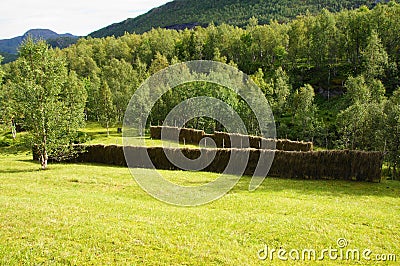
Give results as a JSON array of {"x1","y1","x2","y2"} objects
[{"x1": 0, "y1": 125, "x2": 399, "y2": 265}]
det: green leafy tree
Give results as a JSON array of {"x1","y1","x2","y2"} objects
[
  {"x1": 338, "y1": 6, "x2": 372, "y2": 73},
  {"x1": 310, "y1": 9, "x2": 337, "y2": 69},
  {"x1": 11, "y1": 39, "x2": 87, "y2": 169},
  {"x1": 250, "y1": 68, "x2": 273, "y2": 101},
  {"x1": 292, "y1": 84, "x2": 317, "y2": 140},
  {"x1": 62, "y1": 71, "x2": 87, "y2": 136},
  {"x1": 384, "y1": 88, "x2": 400, "y2": 179},
  {"x1": 83, "y1": 75, "x2": 101, "y2": 121},
  {"x1": 361, "y1": 30, "x2": 389, "y2": 79},
  {"x1": 0, "y1": 56, "x2": 10, "y2": 132},
  {"x1": 338, "y1": 76, "x2": 386, "y2": 150},
  {"x1": 272, "y1": 67, "x2": 291, "y2": 116},
  {"x1": 98, "y1": 81, "x2": 116, "y2": 136},
  {"x1": 344, "y1": 75, "x2": 371, "y2": 104},
  {"x1": 102, "y1": 58, "x2": 138, "y2": 122},
  {"x1": 1, "y1": 62, "x2": 20, "y2": 137},
  {"x1": 288, "y1": 16, "x2": 309, "y2": 68},
  {"x1": 148, "y1": 52, "x2": 169, "y2": 75},
  {"x1": 212, "y1": 47, "x2": 227, "y2": 63}
]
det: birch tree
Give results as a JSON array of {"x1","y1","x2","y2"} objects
[{"x1": 12, "y1": 38, "x2": 87, "y2": 169}]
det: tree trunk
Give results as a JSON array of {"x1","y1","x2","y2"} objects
[
  {"x1": 41, "y1": 132, "x2": 48, "y2": 170},
  {"x1": 41, "y1": 149, "x2": 48, "y2": 170},
  {"x1": 107, "y1": 121, "x2": 110, "y2": 137},
  {"x1": 393, "y1": 163, "x2": 398, "y2": 181},
  {"x1": 11, "y1": 120, "x2": 17, "y2": 139}
]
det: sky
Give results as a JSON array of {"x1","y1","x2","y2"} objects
[{"x1": 0, "y1": 0, "x2": 172, "y2": 39}]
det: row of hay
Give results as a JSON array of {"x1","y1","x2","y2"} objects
[
  {"x1": 209, "y1": 131, "x2": 313, "y2": 151},
  {"x1": 179, "y1": 128, "x2": 204, "y2": 144},
  {"x1": 35, "y1": 145, "x2": 383, "y2": 182},
  {"x1": 150, "y1": 126, "x2": 313, "y2": 151},
  {"x1": 150, "y1": 126, "x2": 205, "y2": 144},
  {"x1": 74, "y1": 145, "x2": 126, "y2": 166},
  {"x1": 276, "y1": 139, "x2": 313, "y2": 152},
  {"x1": 268, "y1": 150, "x2": 383, "y2": 182}
]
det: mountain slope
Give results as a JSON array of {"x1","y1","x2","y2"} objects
[
  {"x1": 0, "y1": 29, "x2": 78, "y2": 55},
  {"x1": 90, "y1": 0, "x2": 389, "y2": 38}
]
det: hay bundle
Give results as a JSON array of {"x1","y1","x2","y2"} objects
[
  {"x1": 261, "y1": 138, "x2": 277, "y2": 150},
  {"x1": 81, "y1": 145, "x2": 105, "y2": 164},
  {"x1": 181, "y1": 147, "x2": 201, "y2": 161},
  {"x1": 150, "y1": 126, "x2": 162, "y2": 139},
  {"x1": 266, "y1": 150, "x2": 383, "y2": 181},
  {"x1": 229, "y1": 133, "x2": 246, "y2": 148},
  {"x1": 147, "y1": 147, "x2": 173, "y2": 170},
  {"x1": 223, "y1": 149, "x2": 250, "y2": 175},
  {"x1": 275, "y1": 139, "x2": 313, "y2": 152},
  {"x1": 244, "y1": 148, "x2": 260, "y2": 175},
  {"x1": 124, "y1": 146, "x2": 142, "y2": 168},
  {"x1": 179, "y1": 128, "x2": 192, "y2": 143},
  {"x1": 249, "y1": 136, "x2": 262, "y2": 149},
  {"x1": 179, "y1": 128, "x2": 205, "y2": 144},
  {"x1": 105, "y1": 145, "x2": 125, "y2": 166},
  {"x1": 160, "y1": 126, "x2": 180, "y2": 141},
  {"x1": 208, "y1": 148, "x2": 230, "y2": 173},
  {"x1": 212, "y1": 132, "x2": 231, "y2": 148},
  {"x1": 348, "y1": 150, "x2": 384, "y2": 182}
]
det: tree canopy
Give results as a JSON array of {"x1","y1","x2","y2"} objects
[{"x1": 8, "y1": 39, "x2": 87, "y2": 169}]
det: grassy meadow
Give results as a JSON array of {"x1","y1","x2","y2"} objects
[{"x1": 0, "y1": 124, "x2": 399, "y2": 265}]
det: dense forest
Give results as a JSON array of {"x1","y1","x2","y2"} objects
[
  {"x1": 90, "y1": 0, "x2": 391, "y2": 38},
  {"x1": 0, "y1": 2, "x2": 399, "y2": 176}
]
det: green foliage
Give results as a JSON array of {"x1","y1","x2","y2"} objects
[
  {"x1": 292, "y1": 84, "x2": 318, "y2": 141},
  {"x1": 361, "y1": 30, "x2": 389, "y2": 79},
  {"x1": 271, "y1": 67, "x2": 291, "y2": 115},
  {"x1": 98, "y1": 81, "x2": 116, "y2": 136},
  {"x1": 250, "y1": 68, "x2": 272, "y2": 99},
  {"x1": 338, "y1": 76, "x2": 386, "y2": 151},
  {"x1": 148, "y1": 52, "x2": 169, "y2": 75},
  {"x1": 0, "y1": 81, "x2": 17, "y2": 134},
  {"x1": 102, "y1": 58, "x2": 139, "y2": 121},
  {"x1": 9, "y1": 38, "x2": 87, "y2": 169},
  {"x1": 344, "y1": 75, "x2": 371, "y2": 104},
  {"x1": 384, "y1": 88, "x2": 400, "y2": 179}
]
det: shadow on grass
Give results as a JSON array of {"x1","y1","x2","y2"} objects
[
  {"x1": 0, "y1": 146, "x2": 30, "y2": 156},
  {"x1": 233, "y1": 175, "x2": 400, "y2": 199},
  {"x1": 0, "y1": 168, "x2": 40, "y2": 174},
  {"x1": 17, "y1": 159, "x2": 36, "y2": 163}
]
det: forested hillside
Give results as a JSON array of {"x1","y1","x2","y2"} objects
[
  {"x1": 1, "y1": 2, "x2": 400, "y2": 176},
  {"x1": 0, "y1": 29, "x2": 79, "y2": 63},
  {"x1": 90, "y1": 0, "x2": 390, "y2": 38},
  {"x1": 0, "y1": 29, "x2": 78, "y2": 54}
]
